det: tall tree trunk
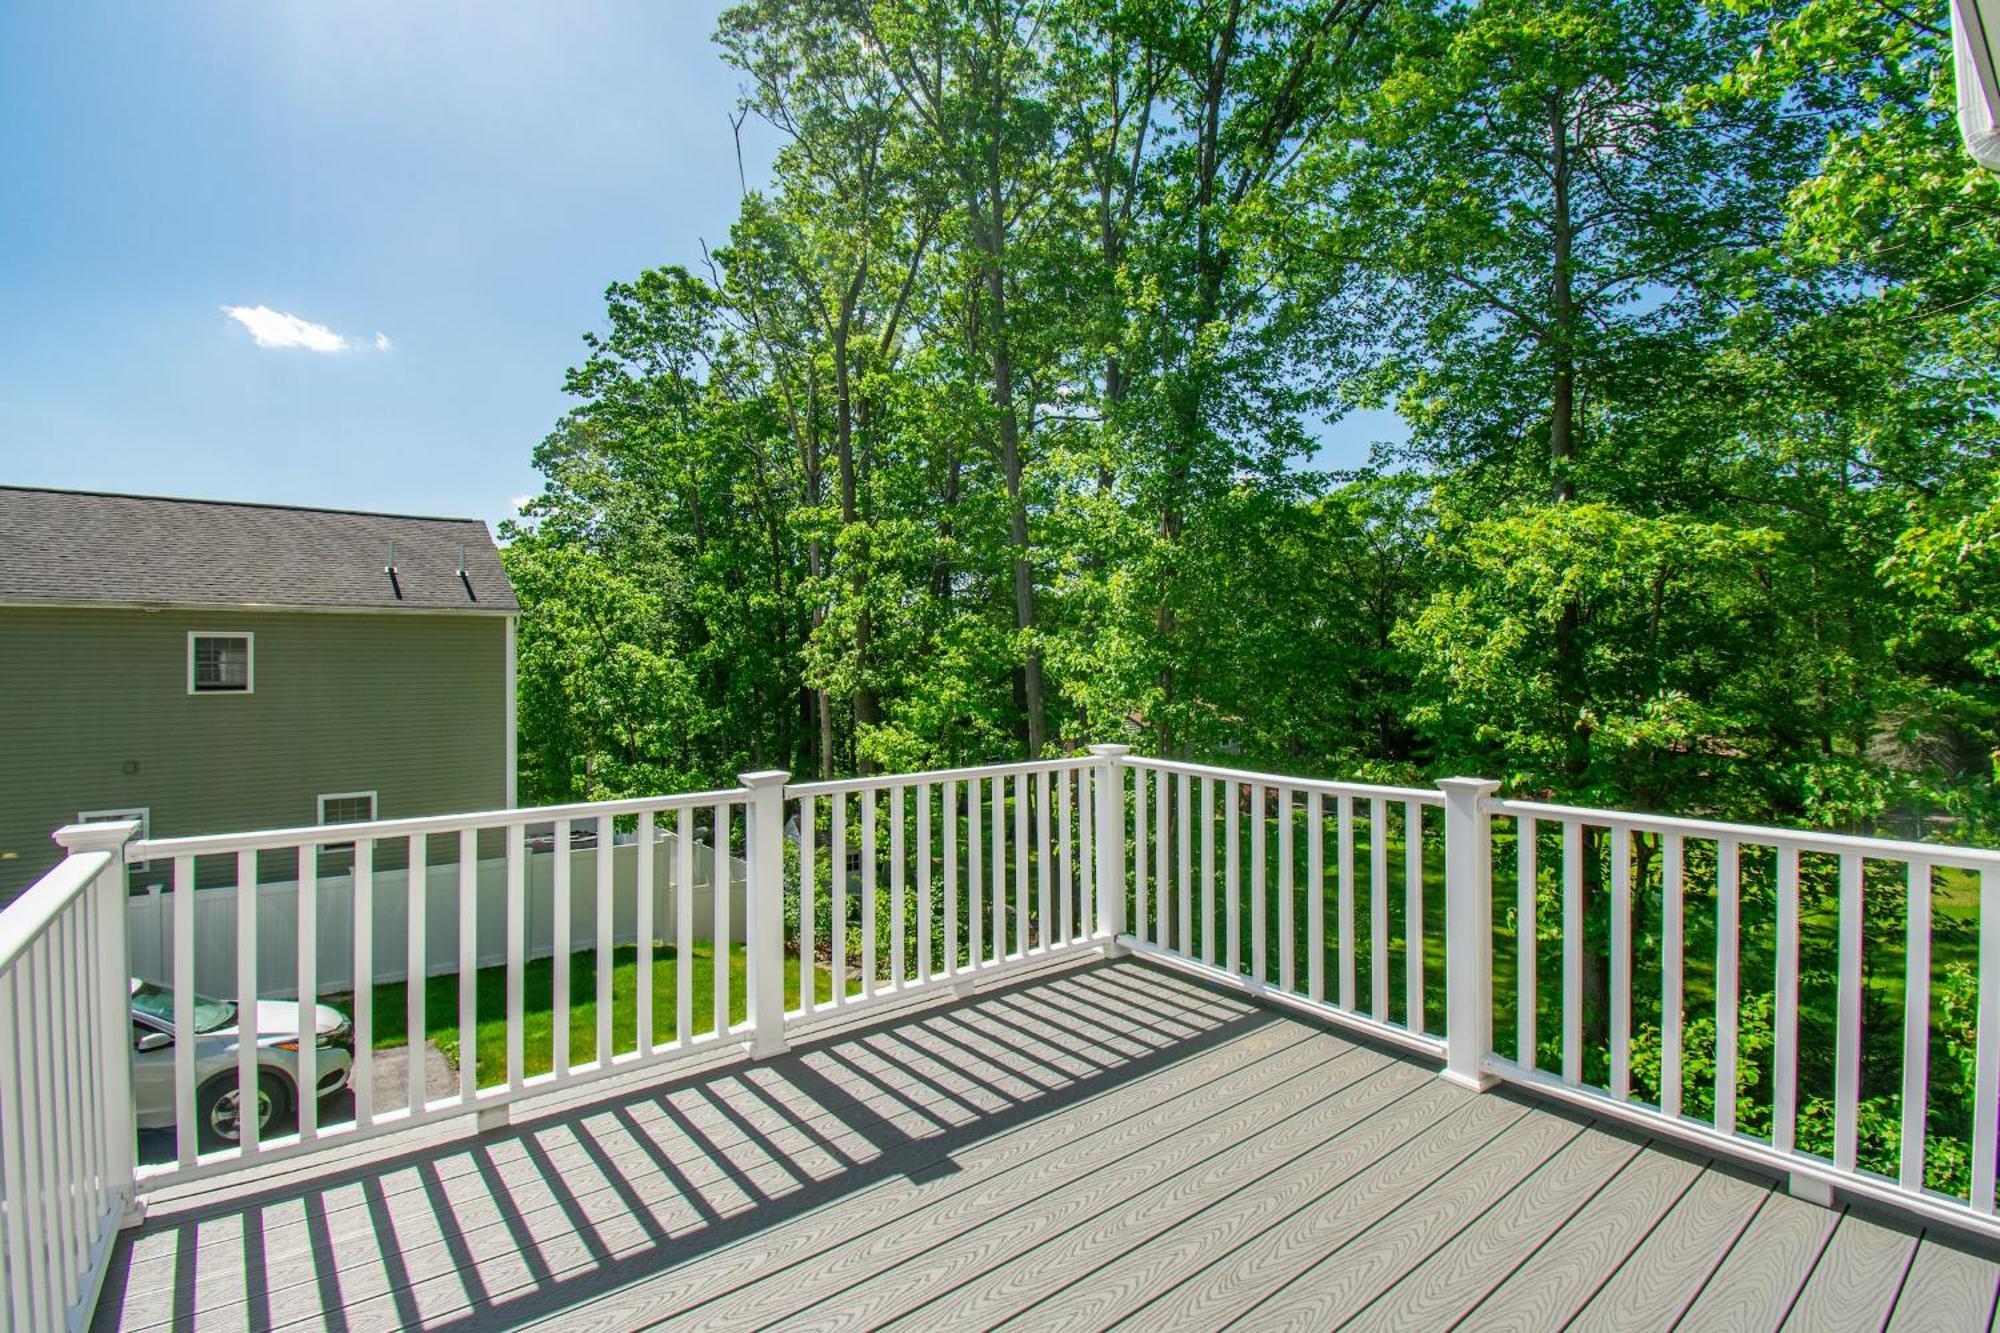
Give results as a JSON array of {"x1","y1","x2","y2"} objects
[
  {"x1": 832, "y1": 270, "x2": 880, "y2": 771},
  {"x1": 1154, "y1": 2, "x2": 1241, "y2": 758},
  {"x1": 1546, "y1": 90, "x2": 1603, "y2": 1048},
  {"x1": 1549, "y1": 94, "x2": 1577, "y2": 507},
  {"x1": 978, "y1": 134, "x2": 1048, "y2": 756},
  {"x1": 990, "y1": 291, "x2": 1048, "y2": 755}
]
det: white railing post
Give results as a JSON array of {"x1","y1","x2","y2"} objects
[
  {"x1": 740, "y1": 770, "x2": 790, "y2": 1058},
  {"x1": 1088, "y1": 746, "x2": 1131, "y2": 950},
  {"x1": 1438, "y1": 778, "x2": 1500, "y2": 1092},
  {"x1": 52, "y1": 820, "x2": 144, "y2": 1225}
]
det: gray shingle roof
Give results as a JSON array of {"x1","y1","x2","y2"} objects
[{"x1": 0, "y1": 487, "x2": 518, "y2": 613}]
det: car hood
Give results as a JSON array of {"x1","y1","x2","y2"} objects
[{"x1": 225, "y1": 1000, "x2": 347, "y2": 1041}]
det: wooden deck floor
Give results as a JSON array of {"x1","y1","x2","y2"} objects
[{"x1": 93, "y1": 957, "x2": 2000, "y2": 1332}]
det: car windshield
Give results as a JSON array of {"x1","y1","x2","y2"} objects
[{"x1": 130, "y1": 980, "x2": 235, "y2": 1034}]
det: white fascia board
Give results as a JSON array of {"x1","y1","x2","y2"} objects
[{"x1": 1958, "y1": 0, "x2": 2000, "y2": 170}]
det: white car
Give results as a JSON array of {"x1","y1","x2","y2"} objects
[{"x1": 129, "y1": 979, "x2": 354, "y2": 1148}]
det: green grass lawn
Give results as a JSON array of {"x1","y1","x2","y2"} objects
[{"x1": 333, "y1": 942, "x2": 830, "y2": 1084}]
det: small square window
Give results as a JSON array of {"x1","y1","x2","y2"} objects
[
  {"x1": 188, "y1": 633, "x2": 252, "y2": 694},
  {"x1": 318, "y1": 792, "x2": 377, "y2": 826}
]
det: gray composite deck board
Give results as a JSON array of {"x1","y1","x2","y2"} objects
[
  {"x1": 991, "y1": 1077, "x2": 1478, "y2": 1330},
  {"x1": 1565, "y1": 1160, "x2": 1776, "y2": 1330},
  {"x1": 1457, "y1": 1139, "x2": 1705, "y2": 1331},
  {"x1": 1886, "y1": 1229, "x2": 2000, "y2": 1330},
  {"x1": 88, "y1": 957, "x2": 2000, "y2": 1332},
  {"x1": 1219, "y1": 1101, "x2": 1589, "y2": 1328},
  {"x1": 1681, "y1": 1184, "x2": 1841, "y2": 1329},
  {"x1": 854, "y1": 1061, "x2": 1436, "y2": 1330},
  {"x1": 1784, "y1": 1208, "x2": 1921, "y2": 1332},
  {"x1": 104, "y1": 962, "x2": 1264, "y2": 1330},
  {"x1": 633, "y1": 1038, "x2": 1404, "y2": 1329},
  {"x1": 1342, "y1": 1123, "x2": 1644, "y2": 1331},
  {"x1": 1108, "y1": 1082, "x2": 1534, "y2": 1329}
]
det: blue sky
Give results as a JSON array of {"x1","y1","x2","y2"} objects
[{"x1": 0, "y1": 5, "x2": 1391, "y2": 528}]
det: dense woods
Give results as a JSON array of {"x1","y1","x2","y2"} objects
[
  {"x1": 505, "y1": 0, "x2": 1997, "y2": 836},
  {"x1": 499, "y1": 0, "x2": 2000, "y2": 1192}
]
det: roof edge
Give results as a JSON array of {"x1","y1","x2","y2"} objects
[
  {"x1": 0, "y1": 596, "x2": 517, "y2": 618},
  {"x1": 0, "y1": 484, "x2": 505, "y2": 530}
]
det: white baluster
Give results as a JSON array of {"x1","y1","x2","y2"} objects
[
  {"x1": 1562, "y1": 821, "x2": 1582, "y2": 1086},
  {"x1": 1370, "y1": 797, "x2": 1388, "y2": 1021},
  {"x1": 1661, "y1": 832, "x2": 1683, "y2": 1118},
  {"x1": 595, "y1": 815, "x2": 614, "y2": 1069},
  {"x1": 1251, "y1": 785, "x2": 1267, "y2": 983},
  {"x1": 676, "y1": 807, "x2": 694, "y2": 1037},
  {"x1": 1774, "y1": 845, "x2": 1799, "y2": 1151},
  {"x1": 172, "y1": 855, "x2": 197, "y2": 1166},
  {"x1": 1834, "y1": 851, "x2": 1863, "y2": 1172},
  {"x1": 1338, "y1": 795, "x2": 1355, "y2": 1008},
  {"x1": 1900, "y1": 859, "x2": 1933, "y2": 1193},
  {"x1": 1277, "y1": 788, "x2": 1294, "y2": 992},
  {"x1": 1307, "y1": 792, "x2": 1324, "y2": 1002},
  {"x1": 407, "y1": 834, "x2": 426, "y2": 1113},
  {"x1": 918, "y1": 783, "x2": 934, "y2": 981},
  {"x1": 1610, "y1": 826, "x2": 1631, "y2": 1101},
  {"x1": 236, "y1": 849, "x2": 258, "y2": 1153},
  {"x1": 636, "y1": 812, "x2": 654, "y2": 1050},
  {"x1": 505, "y1": 825, "x2": 524, "y2": 1090},
  {"x1": 861, "y1": 790, "x2": 877, "y2": 996},
  {"x1": 1716, "y1": 838, "x2": 1740, "y2": 1134},
  {"x1": 1405, "y1": 801, "x2": 1424, "y2": 1032},
  {"x1": 553, "y1": 819, "x2": 571, "y2": 1076},
  {"x1": 458, "y1": 827, "x2": 478, "y2": 1099}
]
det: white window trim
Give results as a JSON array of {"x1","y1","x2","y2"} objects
[
  {"x1": 186, "y1": 631, "x2": 254, "y2": 695},
  {"x1": 317, "y1": 791, "x2": 378, "y2": 826},
  {"x1": 79, "y1": 807, "x2": 150, "y2": 870}
]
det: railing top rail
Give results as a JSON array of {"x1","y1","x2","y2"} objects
[
  {"x1": 1123, "y1": 754, "x2": 1443, "y2": 805},
  {"x1": 784, "y1": 754, "x2": 1097, "y2": 799},
  {"x1": 128, "y1": 786, "x2": 749, "y2": 861},
  {"x1": 1486, "y1": 796, "x2": 2000, "y2": 870},
  {"x1": 0, "y1": 847, "x2": 111, "y2": 972}
]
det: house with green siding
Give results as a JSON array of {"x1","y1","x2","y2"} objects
[{"x1": 0, "y1": 486, "x2": 516, "y2": 902}]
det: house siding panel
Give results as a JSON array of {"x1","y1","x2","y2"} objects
[{"x1": 0, "y1": 606, "x2": 509, "y2": 901}]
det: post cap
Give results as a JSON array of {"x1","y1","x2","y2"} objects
[
  {"x1": 1436, "y1": 777, "x2": 1501, "y2": 798},
  {"x1": 53, "y1": 820, "x2": 141, "y2": 855},
  {"x1": 737, "y1": 770, "x2": 791, "y2": 789},
  {"x1": 1086, "y1": 744, "x2": 1133, "y2": 758}
]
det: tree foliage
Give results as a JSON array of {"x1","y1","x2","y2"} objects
[{"x1": 503, "y1": 0, "x2": 1996, "y2": 849}]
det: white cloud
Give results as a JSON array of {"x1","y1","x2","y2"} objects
[
  {"x1": 374, "y1": 332, "x2": 393, "y2": 352},
  {"x1": 222, "y1": 305, "x2": 349, "y2": 353},
  {"x1": 510, "y1": 494, "x2": 533, "y2": 512}
]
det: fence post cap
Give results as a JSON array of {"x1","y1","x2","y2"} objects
[
  {"x1": 52, "y1": 820, "x2": 140, "y2": 854},
  {"x1": 1437, "y1": 777, "x2": 1500, "y2": 798},
  {"x1": 1086, "y1": 744, "x2": 1133, "y2": 759},
  {"x1": 737, "y1": 770, "x2": 791, "y2": 790}
]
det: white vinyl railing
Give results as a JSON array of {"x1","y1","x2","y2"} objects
[
  {"x1": 0, "y1": 821, "x2": 138, "y2": 1331},
  {"x1": 126, "y1": 785, "x2": 757, "y2": 1182},
  {"x1": 1113, "y1": 756, "x2": 1447, "y2": 1061},
  {"x1": 9, "y1": 748, "x2": 2000, "y2": 1330},
  {"x1": 1121, "y1": 771, "x2": 2000, "y2": 1238},
  {"x1": 1476, "y1": 795, "x2": 2000, "y2": 1237},
  {"x1": 42, "y1": 754, "x2": 1124, "y2": 1200},
  {"x1": 782, "y1": 754, "x2": 1106, "y2": 1025}
]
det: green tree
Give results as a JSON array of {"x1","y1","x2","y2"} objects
[{"x1": 503, "y1": 538, "x2": 704, "y2": 800}]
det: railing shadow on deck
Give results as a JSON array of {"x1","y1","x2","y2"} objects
[{"x1": 91, "y1": 958, "x2": 1342, "y2": 1331}]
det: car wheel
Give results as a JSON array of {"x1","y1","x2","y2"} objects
[{"x1": 195, "y1": 1071, "x2": 290, "y2": 1149}]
